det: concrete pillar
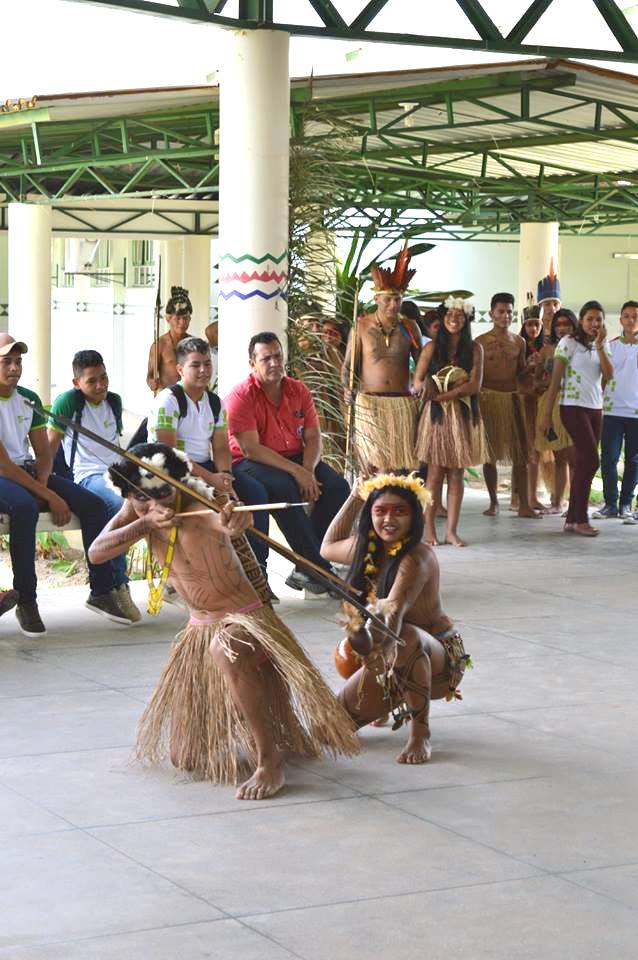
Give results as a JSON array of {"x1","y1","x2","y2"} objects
[
  {"x1": 217, "y1": 29, "x2": 289, "y2": 396},
  {"x1": 160, "y1": 237, "x2": 185, "y2": 313},
  {"x1": 182, "y1": 237, "x2": 211, "y2": 338},
  {"x1": 518, "y1": 221, "x2": 559, "y2": 318},
  {"x1": 8, "y1": 203, "x2": 52, "y2": 402},
  {"x1": 305, "y1": 228, "x2": 337, "y2": 317}
]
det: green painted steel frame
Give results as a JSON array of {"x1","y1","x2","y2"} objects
[{"x1": 67, "y1": 0, "x2": 638, "y2": 64}]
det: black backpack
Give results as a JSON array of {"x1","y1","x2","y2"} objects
[
  {"x1": 53, "y1": 389, "x2": 123, "y2": 479},
  {"x1": 127, "y1": 384, "x2": 221, "y2": 450}
]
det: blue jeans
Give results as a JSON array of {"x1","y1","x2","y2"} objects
[
  {"x1": 79, "y1": 472, "x2": 128, "y2": 587},
  {"x1": 196, "y1": 460, "x2": 269, "y2": 574},
  {"x1": 233, "y1": 456, "x2": 349, "y2": 572},
  {"x1": 0, "y1": 473, "x2": 117, "y2": 603},
  {"x1": 601, "y1": 415, "x2": 638, "y2": 509}
]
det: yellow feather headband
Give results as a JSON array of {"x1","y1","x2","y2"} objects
[{"x1": 359, "y1": 472, "x2": 432, "y2": 511}]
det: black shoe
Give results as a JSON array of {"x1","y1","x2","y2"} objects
[
  {"x1": 285, "y1": 571, "x2": 307, "y2": 592},
  {"x1": 16, "y1": 601, "x2": 47, "y2": 637},
  {"x1": 85, "y1": 590, "x2": 133, "y2": 625},
  {"x1": 0, "y1": 589, "x2": 19, "y2": 617}
]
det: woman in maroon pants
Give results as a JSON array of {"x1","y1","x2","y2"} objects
[{"x1": 540, "y1": 301, "x2": 613, "y2": 537}]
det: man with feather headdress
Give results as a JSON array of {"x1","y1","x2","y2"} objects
[{"x1": 342, "y1": 242, "x2": 422, "y2": 476}]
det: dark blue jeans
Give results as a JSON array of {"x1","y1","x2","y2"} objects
[
  {"x1": 601, "y1": 415, "x2": 638, "y2": 509},
  {"x1": 0, "y1": 473, "x2": 116, "y2": 603},
  {"x1": 197, "y1": 460, "x2": 269, "y2": 574},
  {"x1": 233, "y1": 456, "x2": 349, "y2": 572}
]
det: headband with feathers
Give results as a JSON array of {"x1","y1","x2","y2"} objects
[
  {"x1": 537, "y1": 258, "x2": 561, "y2": 304},
  {"x1": 371, "y1": 241, "x2": 416, "y2": 295}
]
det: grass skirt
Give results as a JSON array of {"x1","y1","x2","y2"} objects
[
  {"x1": 136, "y1": 605, "x2": 359, "y2": 784},
  {"x1": 479, "y1": 389, "x2": 528, "y2": 465},
  {"x1": 353, "y1": 393, "x2": 419, "y2": 474},
  {"x1": 535, "y1": 390, "x2": 573, "y2": 452},
  {"x1": 415, "y1": 400, "x2": 488, "y2": 468}
]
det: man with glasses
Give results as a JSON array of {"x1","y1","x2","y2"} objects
[{"x1": 225, "y1": 332, "x2": 348, "y2": 597}]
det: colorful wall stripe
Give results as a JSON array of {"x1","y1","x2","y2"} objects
[{"x1": 219, "y1": 251, "x2": 288, "y2": 303}]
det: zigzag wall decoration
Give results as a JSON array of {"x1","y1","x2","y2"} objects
[{"x1": 219, "y1": 250, "x2": 288, "y2": 304}]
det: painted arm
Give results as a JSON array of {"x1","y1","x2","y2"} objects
[
  {"x1": 321, "y1": 490, "x2": 363, "y2": 565},
  {"x1": 538, "y1": 356, "x2": 566, "y2": 433},
  {"x1": 146, "y1": 342, "x2": 160, "y2": 393},
  {"x1": 412, "y1": 341, "x2": 434, "y2": 396}
]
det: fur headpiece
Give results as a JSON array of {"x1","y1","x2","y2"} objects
[
  {"x1": 371, "y1": 241, "x2": 416, "y2": 295},
  {"x1": 537, "y1": 259, "x2": 561, "y2": 305},
  {"x1": 360, "y1": 472, "x2": 431, "y2": 511},
  {"x1": 106, "y1": 443, "x2": 192, "y2": 498}
]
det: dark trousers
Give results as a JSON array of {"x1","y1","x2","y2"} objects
[
  {"x1": 560, "y1": 406, "x2": 602, "y2": 524},
  {"x1": 0, "y1": 474, "x2": 116, "y2": 603},
  {"x1": 600, "y1": 414, "x2": 638, "y2": 509},
  {"x1": 233, "y1": 455, "x2": 349, "y2": 572},
  {"x1": 197, "y1": 460, "x2": 269, "y2": 573}
]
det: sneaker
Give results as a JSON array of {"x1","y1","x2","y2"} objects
[
  {"x1": 591, "y1": 504, "x2": 618, "y2": 519},
  {"x1": 0, "y1": 589, "x2": 18, "y2": 617},
  {"x1": 618, "y1": 505, "x2": 633, "y2": 520},
  {"x1": 285, "y1": 571, "x2": 307, "y2": 592},
  {"x1": 116, "y1": 583, "x2": 142, "y2": 623},
  {"x1": 85, "y1": 590, "x2": 133, "y2": 625},
  {"x1": 623, "y1": 511, "x2": 638, "y2": 525},
  {"x1": 285, "y1": 570, "x2": 329, "y2": 598},
  {"x1": 15, "y1": 601, "x2": 47, "y2": 637}
]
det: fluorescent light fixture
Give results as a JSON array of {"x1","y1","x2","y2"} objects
[
  {"x1": 613, "y1": 252, "x2": 638, "y2": 259},
  {"x1": 616, "y1": 180, "x2": 633, "y2": 186}
]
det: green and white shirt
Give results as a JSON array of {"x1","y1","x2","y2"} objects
[
  {"x1": 0, "y1": 385, "x2": 46, "y2": 465},
  {"x1": 555, "y1": 335, "x2": 611, "y2": 410},
  {"x1": 148, "y1": 384, "x2": 226, "y2": 463},
  {"x1": 602, "y1": 338, "x2": 638, "y2": 418},
  {"x1": 48, "y1": 390, "x2": 123, "y2": 482}
]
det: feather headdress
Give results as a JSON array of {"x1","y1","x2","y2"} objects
[
  {"x1": 537, "y1": 258, "x2": 561, "y2": 304},
  {"x1": 370, "y1": 241, "x2": 416, "y2": 294}
]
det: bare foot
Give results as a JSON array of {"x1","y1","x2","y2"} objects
[
  {"x1": 517, "y1": 507, "x2": 543, "y2": 519},
  {"x1": 445, "y1": 533, "x2": 467, "y2": 547},
  {"x1": 436, "y1": 507, "x2": 448, "y2": 518},
  {"x1": 532, "y1": 501, "x2": 549, "y2": 512},
  {"x1": 425, "y1": 537, "x2": 441, "y2": 546},
  {"x1": 572, "y1": 522, "x2": 599, "y2": 537},
  {"x1": 397, "y1": 736, "x2": 432, "y2": 765},
  {"x1": 236, "y1": 756, "x2": 285, "y2": 800},
  {"x1": 372, "y1": 714, "x2": 389, "y2": 727},
  {"x1": 547, "y1": 505, "x2": 563, "y2": 514},
  {"x1": 483, "y1": 503, "x2": 499, "y2": 517}
]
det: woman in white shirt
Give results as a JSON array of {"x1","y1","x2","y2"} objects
[{"x1": 540, "y1": 300, "x2": 613, "y2": 536}]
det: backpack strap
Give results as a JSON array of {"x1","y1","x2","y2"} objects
[
  {"x1": 168, "y1": 383, "x2": 188, "y2": 420},
  {"x1": 106, "y1": 391, "x2": 123, "y2": 433},
  {"x1": 68, "y1": 390, "x2": 87, "y2": 473},
  {"x1": 207, "y1": 390, "x2": 221, "y2": 423}
]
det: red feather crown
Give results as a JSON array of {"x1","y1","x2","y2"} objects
[{"x1": 370, "y1": 240, "x2": 416, "y2": 294}]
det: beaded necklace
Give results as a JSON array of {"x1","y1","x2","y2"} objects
[
  {"x1": 375, "y1": 315, "x2": 399, "y2": 348},
  {"x1": 146, "y1": 492, "x2": 182, "y2": 616}
]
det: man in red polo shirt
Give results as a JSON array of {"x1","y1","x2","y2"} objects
[{"x1": 226, "y1": 331, "x2": 349, "y2": 596}]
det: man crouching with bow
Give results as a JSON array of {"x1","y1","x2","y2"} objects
[{"x1": 89, "y1": 443, "x2": 358, "y2": 800}]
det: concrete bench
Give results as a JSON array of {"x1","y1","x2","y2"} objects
[{"x1": 0, "y1": 513, "x2": 81, "y2": 536}]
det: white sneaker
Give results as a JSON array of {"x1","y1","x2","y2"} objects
[{"x1": 623, "y1": 512, "x2": 638, "y2": 525}]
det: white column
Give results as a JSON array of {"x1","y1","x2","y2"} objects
[
  {"x1": 218, "y1": 29, "x2": 289, "y2": 396},
  {"x1": 160, "y1": 237, "x2": 185, "y2": 312},
  {"x1": 8, "y1": 203, "x2": 52, "y2": 402},
  {"x1": 517, "y1": 221, "x2": 559, "y2": 317},
  {"x1": 305, "y1": 228, "x2": 337, "y2": 317},
  {"x1": 182, "y1": 236, "x2": 211, "y2": 338}
]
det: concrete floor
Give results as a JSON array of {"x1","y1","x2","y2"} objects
[{"x1": 1, "y1": 488, "x2": 637, "y2": 959}]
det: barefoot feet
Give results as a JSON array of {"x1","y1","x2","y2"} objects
[
  {"x1": 236, "y1": 754, "x2": 285, "y2": 800},
  {"x1": 516, "y1": 506, "x2": 543, "y2": 519},
  {"x1": 483, "y1": 502, "x2": 499, "y2": 517},
  {"x1": 371, "y1": 713, "x2": 389, "y2": 727},
  {"x1": 397, "y1": 736, "x2": 432, "y2": 765},
  {"x1": 445, "y1": 532, "x2": 466, "y2": 547}
]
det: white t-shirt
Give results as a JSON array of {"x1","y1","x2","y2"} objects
[
  {"x1": 148, "y1": 385, "x2": 225, "y2": 463},
  {"x1": 0, "y1": 386, "x2": 45, "y2": 465},
  {"x1": 555, "y1": 335, "x2": 611, "y2": 409},
  {"x1": 603, "y1": 339, "x2": 638, "y2": 418},
  {"x1": 49, "y1": 390, "x2": 122, "y2": 482}
]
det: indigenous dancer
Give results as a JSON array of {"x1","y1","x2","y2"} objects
[
  {"x1": 534, "y1": 309, "x2": 577, "y2": 512},
  {"x1": 537, "y1": 260, "x2": 562, "y2": 343},
  {"x1": 413, "y1": 298, "x2": 486, "y2": 547},
  {"x1": 146, "y1": 287, "x2": 192, "y2": 394},
  {"x1": 518, "y1": 307, "x2": 547, "y2": 512},
  {"x1": 475, "y1": 293, "x2": 539, "y2": 519},
  {"x1": 342, "y1": 242, "x2": 421, "y2": 475},
  {"x1": 89, "y1": 443, "x2": 358, "y2": 800},
  {"x1": 539, "y1": 301, "x2": 613, "y2": 537},
  {"x1": 321, "y1": 473, "x2": 471, "y2": 765}
]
